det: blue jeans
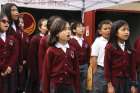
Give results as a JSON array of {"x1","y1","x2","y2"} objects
[
  {"x1": 80, "y1": 64, "x2": 88, "y2": 93},
  {"x1": 93, "y1": 66, "x2": 107, "y2": 93}
]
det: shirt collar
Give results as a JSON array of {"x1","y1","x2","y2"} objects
[
  {"x1": 0, "y1": 32, "x2": 6, "y2": 42},
  {"x1": 55, "y1": 42, "x2": 69, "y2": 49},
  {"x1": 118, "y1": 41, "x2": 125, "y2": 51},
  {"x1": 118, "y1": 41, "x2": 125, "y2": 47},
  {"x1": 73, "y1": 36, "x2": 84, "y2": 41},
  {"x1": 12, "y1": 22, "x2": 17, "y2": 32},
  {"x1": 100, "y1": 36, "x2": 108, "y2": 41},
  {"x1": 0, "y1": 32, "x2": 6, "y2": 37},
  {"x1": 40, "y1": 33, "x2": 45, "y2": 37}
]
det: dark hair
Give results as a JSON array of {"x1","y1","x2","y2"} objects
[
  {"x1": 0, "y1": 12, "x2": 8, "y2": 31},
  {"x1": 95, "y1": 20, "x2": 112, "y2": 37},
  {"x1": 2, "y1": 3, "x2": 19, "y2": 31},
  {"x1": 108, "y1": 20, "x2": 131, "y2": 50},
  {"x1": 2, "y1": 3, "x2": 18, "y2": 22},
  {"x1": 38, "y1": 18, "x2": 47, "y2": 29},
  {"x1": 47, "y1": 16, "x2": 61, "y2": 30},
  {"x1": 71, "y1": 21, "x2": 83, "y2": 35},
  {"x1": 48, "y1": 17, "x2": 67, "y2": 46},
  {"x1": 0, "y1": 12, "x2": 7, "y2": 20}
]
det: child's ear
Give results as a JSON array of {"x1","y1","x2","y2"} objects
[{"x1": 98, "y1": 30, "x2": 102, "y2": 35}]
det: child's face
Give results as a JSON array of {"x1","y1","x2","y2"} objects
[
  {"x1": 58, "y1": 23, "x2": 71, "y2": 43},
  {"x1": 99, "y1": 24, "x2": 111, "y2": 39},
  {"x1": 39, "y1": 20, "x2": 48, "y2": 34},
  {"x1": 11, "y1": 6, "x2": 19, "y2": 21},
  {"x1": 19, "y1": 18, "x2": 24, "y2": 29},
  {"x1": 0, "y1": 16, "x2": 9, "y2": 32},
  {"x1": 117, "y1": 24, "x2": 130, "y2": 42},
  {"x1": 75, "y1": 24, "x2": 85, "y2": 36}
]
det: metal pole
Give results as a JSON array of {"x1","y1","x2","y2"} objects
[{"x1": 82, "y1": 0, "x2": 85, "y2": 22}]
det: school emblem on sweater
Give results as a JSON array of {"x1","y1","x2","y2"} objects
[
  {"x1": 71, "y1": 51, "x2": 74, "y2": 59},
  {"x1": 9, "y1": 40, "x2": 14, "y2": 46}
]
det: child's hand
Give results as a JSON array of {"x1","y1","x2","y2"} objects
[
  {"x1": 131, "y1": 86, "x2": 137, "y2": 93},
  {"x1": 107, "y1": 82, "x2": 115, "y2": 93},
  {"x1": 5, "y1": 66, "x2": 12, "y2": 74},
  {"x1": 1, "y1": 72, "x2": 6, "y2": 76}
]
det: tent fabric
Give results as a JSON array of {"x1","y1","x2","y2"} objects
[
  {"x1": 101, "y1": 1, "x2": 140, "y2": 11},
  {"x1": 1, "y1": 0, "x2": 140, "y2": 11}
]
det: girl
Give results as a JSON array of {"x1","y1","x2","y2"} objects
[
  {"x1": 2, "y1": 3, "x2": 21, "y2": 39},
  {"x1": 38, "y1": 16, "x2": 61, "y2": 81},
  {"x1": 0, "y1": 12, "x2": 18, "y2": 93},
  {"x1": 133, "y1": 36, "x2": 140, "y2": 93},
  {"x1": 69, "y1": 21, "x2": 90, "y2": 93},
  {"x1": 42, "y1": 18, "x2": 80, "y2": 93},
  {"x1": 2, "y1": 4, "x2": 23, "y2": 92},
  {"x1": 104, "y1": 20, "x2": 136, "y2": 93},
  {"x1": 28, "y1": 18, "x2": 48, "y2": 93}
]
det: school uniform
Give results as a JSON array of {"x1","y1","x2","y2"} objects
[
  {"x1": 19, "y1": 32, "x2": 32, "y2": 92},
  {"x1": 7, "y1": 22, "x2": 22, "y2": 92},
  {"x1": 27, "y1": 33, "x2": 44, "y2": 93},
  {"x1": 0, "y1": 32, "x2": 19, "y2": 93},
  {"x1": 104, "y1": 43, "x2": 136, "y2": 93},
  {"x1": 38, "y1": 35, "x2": 48, "y2": 80},
  {"x1": 42, "y1": 42, "x2": 80, "y2": 93},
  {"x1": 134, "y1": 36, "x2": 140, "y2": 92},
  {"x1": 69, "y1": 37, "x2": 90, "y2": 93},
  {"x1": 91, "y1": 36, "x2": 108, "y2": 93}
]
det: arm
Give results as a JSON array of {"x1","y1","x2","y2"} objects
[
  {"x1": 38, "y1": 37, "x2": 47, "y2": 79},
  {"x1": 104, "y1": 44, "x2": 115, "y2": 93},
  {"x1": 42, "y1": 48, "x2": 52, "y2": 93},
  {"x1": 89, "y1": 56, "x2": 97, "y2": 74}
]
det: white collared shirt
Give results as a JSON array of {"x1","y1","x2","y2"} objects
[
  {"x1": 40, "y1": 33, "x2": 45, "y2": 37},
  {"x1": 118, "y1": 42, "x2": 125, "y2": 51},
  {"x1": 12, "y1": 22, "x2": 17, "y2": 32},
  {"x1": 55, "y1": 42, "x2": 70, "y2": 53},
  {"x1": 91, "y1": 36, "x2": 108, "y2": 67},
  {"x1": 0, "y1": 32, "x2": 6, "y2": 42},
  {"x1": 73, "y1": 36, "x2": 84, "y2": 47}
]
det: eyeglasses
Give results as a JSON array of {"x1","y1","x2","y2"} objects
[{"x1": 0, "y1": 19, "x2": 9, "y2": 24}]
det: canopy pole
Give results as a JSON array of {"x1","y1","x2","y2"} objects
[{"x1": 81, "y1": 0, "x2": 85, "y2": 22}]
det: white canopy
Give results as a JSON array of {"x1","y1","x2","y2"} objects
[{"x1": 0, "y1": 0, "x2": 139, "y2": 11}]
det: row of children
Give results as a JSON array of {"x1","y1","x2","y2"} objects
[
  {"x1": 0, "y1": 3, "x2": 89, "y2": 93},
  {"x1": 90, "y1": 19, "x2": 140, "y2": 93},
  {"x1": 0, "y1": 2, "x2": 140, "y2": 93}
]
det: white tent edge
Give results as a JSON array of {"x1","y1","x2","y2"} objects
[{"x1": 1, "y1": 0, "x2": 140, "y2": 12}]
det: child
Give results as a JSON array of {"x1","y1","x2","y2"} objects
[
  {"x1": 42, "y1": 17, "x2": 80, "y2": 93},
  {"x1": 90, "y1": 20, "x2": 112, "y2": 93},
  {"x1": 28, "y1": 18, "x2": 48, "y2": 93},
  {"x1": 0, "y1": 12, "x2": 19, "y2": 93},
  {"x1": 2, "y1": 3, "x2": 21, "y2": 42},
  {"x1": 38, "y1": 16, "x2": 61, "y2": 81},
  {"x1": 133, "y1": 36, "x2": 140, "y2": 93},
  {"x1": 104, "y1": 20, "x2": 136, "y2": 93},
  {"x1": 69, "y1": 21, "x2": 90, "y2": 93},
  {"x1": 2, "y1": 4, "x2": 23, "y2": 92}
]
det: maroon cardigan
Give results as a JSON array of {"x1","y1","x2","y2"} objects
[
  {"x1": 42, "y1": 43, "x2": 80, "y2": 93},
  {"x1": 104, "y1": 43, "x2": 136, "y2": 84}
]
